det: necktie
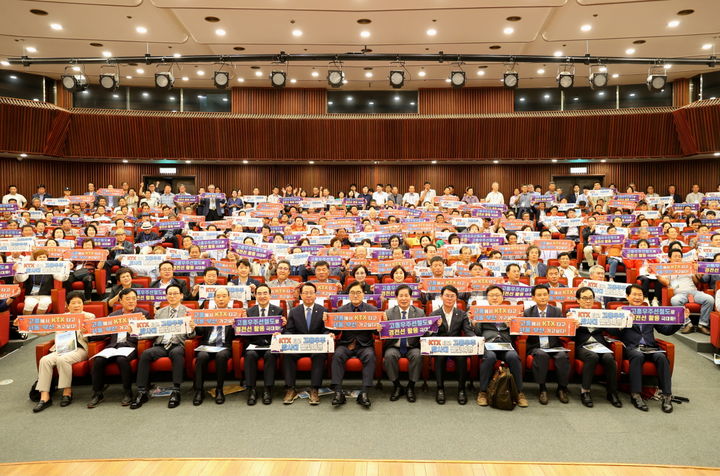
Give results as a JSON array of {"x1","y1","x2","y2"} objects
[
  {"x1": 260, "y1": 308, "x2": 266, "y2": 317},
  {"x1": 163, "y1": 307, "x2": 178, "y2": 349},
  {"x1": 214, "y1": 326, "x2": 223, "y2": 347},
  {"x1": 399, "y1": 310, "x2": 408, "y2": 355},
  {"x1": 305, "y1": 307, "x2": 312, "y2": 330},
  {"x1": 539, "y1": 309, "x2": 549, "y2": 348}
]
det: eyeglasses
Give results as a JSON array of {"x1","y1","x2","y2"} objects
[
  {"x1": 349, "y1": 291, "x2": 364, "y2": 295},
  {"x1": 579, "y1": 296, "x2": 595, "y2": 301}
]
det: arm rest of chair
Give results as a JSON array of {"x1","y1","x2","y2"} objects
[
  {"x1": 184, "y1": 337, "x2": 202, "y2": 377},
  {"x1": 94, "y1": 269, "x2": 107, "y2": 295},
  {"x1": 373, "y1": 337, "x2": 383, "y2": 378},
  {"x1": 515, "y1": 336, "x2": 527, "y2": 368},
  {"x1": 610, "y1": 340, "x2": 623, "y2": 374},
  {"x1": 137, "y1": 339, "x2": 152, "y2": 355},
  {"x1": 51, "y1": 288, "x2": 66, "y2": 314},
  {"x1": 626, "y1": 268, "x2": 639, "y2": 284},
  {"x1": 232, "y1": 338, "x2": 244, "y2": 379},
  {"x1": 87, "y1": 339, "x2": 109, "y2": 358},
  {"x1": 35, "y1": 340, "x2": 54, "y2": 368},
  {"x1": 656, "y1": 338, "x2": 675, "y2": 374},
  {"x1": 662, "y1": 287, "x2": 673, "y2": 307}
]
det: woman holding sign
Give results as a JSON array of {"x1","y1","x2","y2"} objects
[
  {"x1": 15, "y1": 249, "x2": 71, "y2": 315},
  {"x1": 31, "y1": 291, "x2": 94, "y2": 412},
  {"x1": 64, "y1": 239, "x2": 106, "y2": 302}
]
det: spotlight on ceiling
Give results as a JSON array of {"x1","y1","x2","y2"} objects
[
  {"x1": 389, "y1": 70, "x2": 405, "y2": 89},
  {"x1": 327, "y1": 70, "x2": 344, "y2": 88},
  {"x1": 213, "y1": 71, "x2": 230, "y2": 89},
  {"x1": 154, "y1": 72, "x2": 174, "y2": 90},
  {"x1": 646, "y1": 66, "x2": 667, "y2": 92},
  {"x1": 557, "y1": 71, "x2": 574, "y2": 89},
  {"x1": 99, "y1": 73, "x2": 119, "y2": 91},
  {"x1": 450, "y1": 71, "x2": 466, "y2": 88},
  {"x1": 589, "y1": 68, "x2": 608, "y2": 90},
  {"x1": 60, "y1": 74, "x2": 87, "y2": 91},
  {"x1": 270, "y1": 70, "x2": 286, "y2": 88},
  {"x1": 503, "y1": 72, "x2": 519, "y2": 89}
]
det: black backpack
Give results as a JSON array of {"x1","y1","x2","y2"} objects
[{"x1": 487, "y1": 364, "x2": 519, "y2": 411}]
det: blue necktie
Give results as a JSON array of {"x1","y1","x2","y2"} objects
[
  {"x1": 400, "y1": 310, "x2": 408, "y2": 355},
  {"x1": 214, "y1": 326, "x2": 223, "y2": 347},
  {"x1": 305, "y1": 307, "x2": 312, "y2": 330}
]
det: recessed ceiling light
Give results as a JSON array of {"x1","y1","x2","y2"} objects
[
  {"x1": 26, "y1": 46, "x2": 37, "y2": 53},
  {"x1": 629, "y1": 93, "x2": 636, "y2": 97},
  {"x1": 169, "y1": 96, "x2": 175, "y2": 101},
  {"x1": 125, "y1": 75, "x2": 132, "y2": 79},
  {"x1": 243, "y1": 160, "x2": 249, "y2": 164},
  {"x1": 476, "y1": 70, "x2": 485, "y2": 76},
  {"x1": 410, "y1": 101, "x2": 415, "y2": 105},
  {"x1": 418, "y1": 70, "x2": 426, "y2": 77},
  {"x1": 360, "y1": 30, "x2": 370, "y2": 38},
  {"x1": 292, "y1": 29, "x2": 303, "y2": 37},
  {"x1": 346, "y1": 96, "x2": 353, "y2": 101},
  {"x1": 503, "y1": 27, "x2": 514, "y2": 35},
  {"x1": 142, "y1": 92, "x2": 149, "y2": 97},
  {"x1": 702, "y1": 43, "x2": 713, "y2": 50},
  {"x1": 580, "y1": 24, "x2": 592, "y2": 32},
  {"x1": 394, "y1": 95, "x2": 400, "y2": 101},
  {"x1": 551, "y1": 159, "x2": 558, "y2": 162},
  {"x1": 0, "y1": 60, "x2": 9, "y2": 66},
  {"x1": 136, "y1": 68, "x2": 144, "y2": 74},
  {"x1": 290, "y1": 78, "x2": 297, "y2": 83},
  {"x1": 254, "y1": 70, "x2": 262, "y2": 77},
  {"x1": 625, "y1": 48, "x2": 636, "y2": 55},
  {"x1": 537, "y1": 68, "x2": 545, "y2": 74},
  {"x1": 598, "y1": 91, "x2": 605, "y2": 96},
  {"x1": 493, "y1": 160, "x2": 499, "y2": 164},
  {"x1": 599, "y1": 66, "x2": 607, "y2": 72},
  {"x1": 519, "y1": 97, "x2": 525, "y2": 102},
  {"x1": 667, "y1": 20, "x2": 680, "y2": 28},
  {"x1": 445, "y1": 78, "x2": 451, "y2": 82},
  {"x1": 237, "y1": 77, "x2": 244, "y2": 82},
  {"x1": 544, "y1": 94, "x2": 550, "y2": 99},
  {"x1": 182, "y1": 76, "x2": 189, "y2": 81},
  {"x1": 50, "y1": 23, "x2": 63, "y2": 31},
  {"x1": 215, "y1": 28, "x2": 226, "y2": 36},
  {"x1": 173, "y1": 52, "x2": 182, "y2": 58},
  {"x1": 9, "y1": 75, "x2": 17, "y2": 79},
  {"x1": 714, "y1": 152, "x2": 720, "y2": 156},
  {"x1": 664, "y1": 64, "x2": 672, "y2": 69},
  {"x1": 102, "y1": 51, "x2": 112, "y2": 58},
  {"x1": 122, "y1": 159, "x2": 128, "y2": 163},
  {"x1": 342, "y1": 79, "x2": 348, "y2": 84},
  {"x1": 328, "y1": 101, "x2": 333, "y2": 105},
  {"x1": 573, "y1": 97, "x2": 579, "y2": 101},
  {"x1": 72, "y1": 66, "x2": 81, "y2": 72},
  {"x1": 136, "y1": 26, "x2": 147, "y2": 34},
  {"x1": 311, "y1": 71, "x2": 319, "y2": 77},
  {"x1": 612, "y1": 73, "x2": 620, "y2": 78},
  {"x1": 431, "y1": 160, "x2": 437, "y2": 164},
  {"x1": 309, "y1": 161, "x2": 315, "y2": 164},
  {"x1": 369, "y1": 101, "x2": 374, "y2": 105},
  {"x1": 601, "y1": 159, "x2": 607, "y2": 163},
  {"x1": 553, "y1": 50, "x2": 563, "y2": 57},
  {"x1": 426, "y1": 28, "x2": 437, "y2": 36},
  {"x1": 365, "y1": 71, "x2": 373, "y2": 78},
  {"x1": 185, "y1": 160, "x2": 191, "y2": 164},
  {"x1": 113, "y1": 94, "x2": 119, "y2": 98},
  {"x1": 20, "y1": 153, "x2": 28, "y2": 158},
  {"x1": 205, "y1": 16, "x2": 220, "y2": 23},
  {"x1": 197, "y1": 70, "x2": 205, "y2": 76}
]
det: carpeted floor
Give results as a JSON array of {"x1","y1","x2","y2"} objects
[{"x1": 0, "y1": 334, "x2": 718, "y2": 466}]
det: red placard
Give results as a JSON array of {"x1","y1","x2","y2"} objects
[
  {"x1": 325, "y1": 312, "x2": 384, "y2": 330},
  {"x1": 509, "y1": 317, "x2": 577, "y2": 336}
]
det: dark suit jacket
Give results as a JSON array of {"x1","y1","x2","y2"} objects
[
  {"x1": 429, "y1": 307, "x2": 474, "y2": 337},
  {"x1": 475, "y1": 321, "x2": 512, "y2": 344},
  {"x1": 574, "y1": 325, "x2": 613, "y2": 349},
  {"x1": 199, "y1": 197, "x2": 227, "y2": 217},
  {"x1": 334, "y1": 302, "x2": 378, "y2": 348},
  {"x1": 150, "y1": 278, "x2": 190, "y2": 300},
  {"x1": 245, "y1": 303, "x2": 284, "y2": 346},
  {"x1": 285, "y1": 303, "x2": 328, "y2": 335},
  {"x1": 103, "y1": 283, "x2": 141, "y2": 302},
  {"x1": 523, "y1": 304, "x2": 563, "y2": 351},
  {"x1": 612, "y1": 323, "x2": 680, "y2": 351},
  {"x1": 95, "y1": 307, "x2": 150, "y2": 348},
  {"x1": 196, "y1": 322, "x2": 235, "y2": 348},
  {"x1": 383, "y1": 305, "x2": 425, "y2": 350}
]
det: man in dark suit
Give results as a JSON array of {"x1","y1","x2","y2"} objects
[
  {"x1": 523, "y1": 284, "x2": 570, "y2": 405},
  {"x1": 383, "y1": 284, "x2": 425, "y2": 403},
  {"x1": 192, "y1": 287, "x2": 236, "y2": 406},
  {"x1": 612, "y1": 284, "x2": 680, "y2": 413},
  {"x1": 131, "y1": 284, "x2": 196, "y2": 409},
  {"x1": 428, "y1": 285, "x2": 475, "y2": 405},
  {"x1": 244, "y1": 284, "x2": 284, "y2": 405},
  {"x1": 87, "y1": 288, "x2": 150, "y2": 408},
  {"x1": 199, "y1": 184, "x2": 226, "y2": 221},
  {"x1": 282, "y1": 282, "x2": 329, "y2": 405},
  {"x1": 150, "y1": 261, "x2": 190, "y2": 300},
  {"x1": 471, "y1": 285, "x2": 527, "y2": 407},
  {"x1": 230, "y1": 259, "x2": 262, "y2": 296},
  {"x1": 328, "y1": 281, "x2": 379, "y2": 408},
  {"x1": 572, "y1": 287, "x2": 622, "y2": 409}
]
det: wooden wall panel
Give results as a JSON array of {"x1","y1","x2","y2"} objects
[
  {"x1": 54, "y1": 81, "x2": 72, "y2": 109},
  {"x1": 2, "y1": 158, "x2": 718, "y2": 203},
  {"x1": 674, "y1": 99, "x2": 720, "y2": 154},
  {"x1": 419, "y1": 88, "x2": 514, "y2": 114},
  {"x1": 231, "y1": 88, "x2": 326, "y2": 114},
  {"x1": 673, "y1": 78, "x2": 691, "y2": 107}
]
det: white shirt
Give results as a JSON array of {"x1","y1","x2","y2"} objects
[
  {"x1": 420, "y1": 189, "x2": 436, "y2": 205},
  {"x1": 267, "y1": 194, "x2": 281, "y2": 204},
  {"x1": 372, "y1": 191, "x2": 388, "y2": 205},
  {"x1": 402, "y1": 192, "x2": 420, "y2": 206},
  {"x1": 485, "y1": 191, "x2": 505, "y2": 205},
  {"x1": 443, "y1": 306, "x2": 454, "y2": 330},
  {"x1": 2, "y1": 193, "x2": 27, "y2": 206},
  {"x1": 686, "y1": 192, "x2": 704, "y2": 204}
]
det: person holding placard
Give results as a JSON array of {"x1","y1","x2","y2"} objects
[
  {"x1": 229, "y1": 259, "x2": 262, "y2": 295},
  {"x1": 192, "y1": 288, "x2": 235, "y2": 406},
  {"x1": 130, "y1": 284, "x2": 196, "y2": 410},
  {"x1": 15, "y1": 249, "x2": 72, "y2": 315},
  {"x1": 88, "y1": 288, "x2": 149, "y2": 408},
  {"x1": 31, "y1": 291, "x2": 94, "y2": 413},
  {"x1": 65, "y1": 238, "x2": 106, "y2": 302},
  {"x1": 328, "y1": 281, "x2": 379, "y2": 408},
  {"x1": 614, "y1": 284, "x2": 679, "y2": 412},
  {"x1": 658, "y1": 249, "x2": 713, "y2": 335},
  {"x1": 282, "y1": 282, "x2": 329, "y2": 405},
  {"x1": 150, "y1": 261, "x2": 190, "y2": 301},
  {"x1": 428, "y1": 285, "x2": 474, "y2": 405},
  {"x1": 572, "y1": 287, "x2": 622, "y2": 409},
  {"x1": 244, "y1": 284, "x2": 285, "y2": 405},
  {"x1": 383, "y1": 284, "x2": 426, "y2": 403},
  {"x1": 471, "y1": 285, "x2": 527, "y2": 408},
  {"x1": 104, "y1": 268, "x2": 142, "y2": 307},
  {"x1": 523, "y1": 285, "x2": 570, "y2": 405}
]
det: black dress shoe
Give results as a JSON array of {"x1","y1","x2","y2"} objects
[
  {"x1": 262, "y1": 388, "x2": 273, "y2": 405},
  {"x1": 168, "y1": 390, "x2": 181, "y2": 408},
  {"x1": 60, "y1": 395, "x2": 73, "y2": 407},
  {"x1": 607, "y1": 392, "x2": 623, "y2": 408},
  {"x1": 247, "y1": 387, "x2": 257, "y2": 406},
  {"x1": 121, "y1": 390, "x2": 133, "y2": 406},
  {"x1": 215, "y1": 388, "x2": 225, "y2": 404},
  {"x1": 436, "y1": 388, "x2": 446, "y2": 405},
  {"x1": 193, "y1": 390, "x2": 204, "y2": 406},
  {"x1": 556, "y1": 387, "x2": 569, "y2": 404},
  {"x1": 406, "y1": 385, "x2": 416, "y2": 403},
  {"x1": 661, "y1": 394, "x2": 673, "y2": 413},
  {"x1": 130, "y1": 391, "x2": 148, "y2": 410},
  {"x1": 87, "y1": 392, "x2": 103, "y2": 409},
  {"x1": 331, "y1": 390, "x2": 346, "y2": 406},
  {"x1": 356, "y1": 392, "x2": 371, "y2": 408},
  {"x1": 580, "y1": 392, "x2": 594, "y2": 408},
  {"x1": 631, "y1": 394, "x2": 649, "y2": 412},
  {"x1": 457, "y1": 389, "x2": 467, "y2": 405},
  {"x1": 390, "y1": 385, "x2": 404, "y2": 401},
  {"x1": 32, "y1": 400, "x2": 52, "y2": 413}
]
